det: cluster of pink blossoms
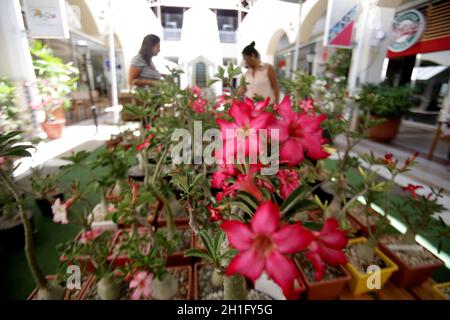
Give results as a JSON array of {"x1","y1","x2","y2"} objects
[{"x1": 207, "y1": 96, "x2": 347, "y2": 298}]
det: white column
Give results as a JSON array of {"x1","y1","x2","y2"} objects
[
  {"x1": 0, "y1": 0, "x2": 39, "y2": 133},
  {"x1": 347, "y1": 0, "x2": 401, "y2": 129},
  {"x1": 348, "y1": 0, "x2": 403, "y2": 94},
  {"x1": 292, "y1": 0, "x2": 305, "y2": 78},
  {"x1": 108, "y1": 0, "x2": 120, "y2": 124}
]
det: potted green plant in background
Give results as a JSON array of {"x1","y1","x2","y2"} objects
[
  {"x1": 355, "y1": 83, "x2": 412, "y2": 142},
  {"x1": 30, "y1": 41, "x2": 78, "y2": 139}
]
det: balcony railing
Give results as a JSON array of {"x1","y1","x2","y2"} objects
[
  {"x1": 163, "y1": 28, "x2": 182, "y2": 41},
  {"x1": 219, "y1": 30, "x2": 236, "y2": 43}
]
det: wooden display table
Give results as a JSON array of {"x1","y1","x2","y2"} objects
[{"x1": 339, "y1": 279, "x2": 437, "y2": 300}]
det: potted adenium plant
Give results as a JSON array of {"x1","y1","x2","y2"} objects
[
  {"x1": 30, "y1": 41, "x2": 78, "y2": 139},
  {"x1": 355, "y1": 83, "x2": 412, "y2": 142},
  {"x1": 378, "y1": 182, "x2": 447, "y2": 287}
]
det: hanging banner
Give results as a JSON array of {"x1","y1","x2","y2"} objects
[
  {"x1": 24, "y1": 0, "x2": 70, "y2": 39},
  {"x1": 323, "y1": 0, "x2": 360, "y2": 48}
]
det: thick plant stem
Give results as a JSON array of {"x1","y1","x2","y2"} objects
[
  {"x1": 223, "y1": 274, "x2": 248, "y2": 300},
  {"x1": 148, "y1": 184, "x2": 176, "y2": 240},
  {"x1": 0, "y1": 169, "x2": 48, "y2": 290}
]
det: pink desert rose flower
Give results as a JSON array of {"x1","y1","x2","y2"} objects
[
  {"x1": 384, "y1": 153, "x2": 396, "y2": 166},
  {"x1": 191, "y1": 85, "x2": 202, "y2": 97},
  {"x1": 207, "y1": 205, "x2": 223, "y2": 222},
  {"x1": 305, "y1": 218, "x2": 348, "y2": 281},
  {"x1": 401, "y1": 184, "x2": 423, "y2": 199},
  {"x1": 129, "y1": 271, "x2": 153, "y2": 300},
  {"x1": 275, "y1": 96, "x2": 329, "y2": 166},
  {"x1": 216, "y1": 100, "x2": 276, "y2": 164},
  {"x1": 300, "y1": 99, "x2": 315, "y2": 113},
  {"x1": 79, "y1": 228, "x2": 103, "y2": 244},
  {"x1": 51, "y1": 198, "x2": 73, "y2": 224},
  {"x1": 402, "y1": 152, "x2": 419, "y2": 169},
  {"x1": 277, "y1": 169, "x2": 300, "y2": 199},
  {"x1": 192, "y1": 97, "x2": 207, "y2": 113},
  {"x1": 221, "y1": 201, "x2": 312, "y2": 292},
  {"x1": 212, "y1": 164, "x2": 265, "y2": 202},
  {"x1": 132, "y1": 183, "x2": 140, "y2": 204},
  {"x1": 136, "y1": 133, "x2": 155, "y2": 151}
]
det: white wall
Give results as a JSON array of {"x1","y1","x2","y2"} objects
[{"x1": 237, "y1": 0, "x2": 299, "y2": 64}]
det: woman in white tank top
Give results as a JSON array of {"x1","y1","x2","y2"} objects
[{"x1": 238, "y1": 41, "x2": 280, "y2": 104}]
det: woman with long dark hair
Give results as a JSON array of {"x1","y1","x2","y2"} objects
[
  {"x1": 128, "y1": 34, "x2": 161, "y2": 87},
  {"x1": 238, "y1": 41, "x2": 280, "y2": 103}
]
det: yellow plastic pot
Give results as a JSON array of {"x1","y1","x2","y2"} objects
[
  {"x1": 344, "y1": 237, "x2": 398, "y2": 296},
  {"x1": 432, "y1": 282, "x2": 450, "y2": 300}
]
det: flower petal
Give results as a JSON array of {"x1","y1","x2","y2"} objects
[
  {"x1": 306, "y1": 251, "x2": 325, "y2": 281},
  {"x1": 251, "y1": 201, "x2": 280, "y2": 234},
  {"x1": 220, "y1": 221, "x2": 254, "y2": 250},
  {"x1": 265, "y1": 251, "x2": 299, "y2": 290},
  {"x1": 131, "y1": 287, "x2": 143, "y2": 300},
  {"x1": 318, "y1": 230, "x2": 348, "y2": 249},
  {"x1": 225, "y1": 249, "x2": 265, "y2": 281},
  {"x1": 277, "y1": 96, "x2": 294, "y2": 119},
  {"x1": 318, "y1": 244, "x2": 348, "y2": 265},
  {"x1": 280, "y1": 139, "x2": 304, "y2": 166},
  {"x1": 272, "y1": 224, "x2": 314, "y2": 254},
  {"x1": 229, "y1": 101, "x2": 251, "y2": 127}
]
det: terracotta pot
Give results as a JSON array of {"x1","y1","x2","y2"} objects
[
  {"x1": 378, "y1": 237, "x2": 444, "y2": 287},
  {"x1": 27, "y1": 275, "x2": 94, "y2": 300},
  {"x1": 368, "y1": 116, "x2": 401, "y2": 142},
  {"x1": 41, "y1": 119, "x2": 66, "y2": 140},
  {"x1": 51, "y1": 105, "x2": 66, "y2": 120},
  {"x1": 295, "y1": 258, "x2": 350, "y2": 300}
]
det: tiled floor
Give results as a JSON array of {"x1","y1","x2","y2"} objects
[{"x1": 14, "y1": 113, "x2": 137, "y2": 181}]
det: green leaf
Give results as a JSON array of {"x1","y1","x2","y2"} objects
[
  {"x1": 207, "y1": 79, "x2": 220, "y2": 87},
  {"x1": 231, "y1": 201, "x2": 254, "y2": 216},
  {"x1": 198, "y1": 230, "x2": 214, "y2": 257},
  {"x1": 184, "y1": 248, "x2": 212, "y2": 262},
  {"x1": 1, "y1": 146, "x2": 33, "y2": 158},
  {"x1": 236, "y1": 191, "x2": 258, "y2": 210},
  {"x1": 280, "y1": 184, "x2": 309, "y2": 214},
  {"x1": 283, "y1": 199, "x2": 317, "y2": 220},
  {"x1": 213, "y1": 231, "x2": 225, "y2": 259}
]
